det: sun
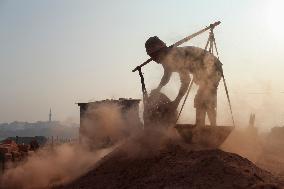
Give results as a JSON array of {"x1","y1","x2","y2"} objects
[{"x1": 266, "y1": 0, "x2": 284, "y2": 36}]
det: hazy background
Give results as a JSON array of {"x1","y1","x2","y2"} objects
[{"x1": 0, "y1": 0, "x2": 284, "y2": 130}]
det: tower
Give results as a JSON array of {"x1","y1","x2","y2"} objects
[{"x1": 49, "y1": 108, "x2": 52, "y2": 122}]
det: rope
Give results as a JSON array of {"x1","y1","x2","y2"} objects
[
  {"x1": 213, "y1": 37, "x2": 220, "y2": 59},
  {"x1": 176, "y1": 79, "x2": 194, "y2": 123},
  {"x1": 210, "y1": 30, "x2": 236, "y2": 127},
  {"x1": 222, "y1": 75, "x2": 236, "y2": 127}
]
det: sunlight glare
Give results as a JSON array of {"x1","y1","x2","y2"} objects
[{"x1": 266, "y1": 0, "x2": 284, "y2": 38}]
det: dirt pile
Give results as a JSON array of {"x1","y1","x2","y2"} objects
[{"x1": 58, "y1": 134, "x2": 283, "y2": 189}]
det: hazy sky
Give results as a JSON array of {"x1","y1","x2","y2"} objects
[{"x1": 1, "y1": 0, "x2": 284, "y2": 130}]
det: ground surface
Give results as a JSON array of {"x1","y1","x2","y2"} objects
[{"x1": 57, "y1": 133, "x2": 283, "y2": 189}]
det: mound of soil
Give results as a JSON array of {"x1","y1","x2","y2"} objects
[{"x1": 58, "y1": 135, "x2": 283, "y2": 189}]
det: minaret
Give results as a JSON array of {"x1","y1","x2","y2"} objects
[{"x1": 49, "y1": 108, "x2": 52, "y2": 122}]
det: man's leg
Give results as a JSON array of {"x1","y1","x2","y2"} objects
[
  {"x1": 196, "y1": 107, "x2": 206, "y2": 127},
  {"x1": 207, "y1": 107, "x2": 217, "y2": 126}
]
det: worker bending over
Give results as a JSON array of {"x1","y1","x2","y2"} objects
[{"x1": 145, "y1": 36, "x2": 222, "y2": 126}]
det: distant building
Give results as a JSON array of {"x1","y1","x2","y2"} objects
[
  {"x1": 5, "y1": 136, "x2": 47, "y2": 146},
  {"x1": 49, "y1": 108, "x2": 52, "y2": 122},
  {"x1": 77, "y1": 98, "x2": 141, "y2": 147}
]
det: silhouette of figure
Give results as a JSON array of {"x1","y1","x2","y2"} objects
[
  {"x1": 145, "y1": 36, "x2": 222, "y2": 126},
  {"x1": 0, "y1": 151, "x2": 4, "y2": 173},
  {"x1": 30, "y1": 138, "x2": 39, "y2": 151}
]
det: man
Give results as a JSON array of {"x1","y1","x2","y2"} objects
[{"x1": 145, "y1": 36, "x2": 222, "y2": 126}]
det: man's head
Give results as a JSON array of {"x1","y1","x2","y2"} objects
[{"x1": 145, "y1": 36, "x2": 168, "y2": 63}]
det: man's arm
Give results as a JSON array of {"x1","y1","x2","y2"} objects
[
  {"x1": 156, "y1": 68, "x2": 172, "y2": 91},
  {"x1": 174, "y1": 70, "x2": 191, "y2": 105}
]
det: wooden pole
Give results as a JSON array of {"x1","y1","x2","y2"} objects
[{"x1": 132, "y1": 21, "x2": 221, "y2": 72}]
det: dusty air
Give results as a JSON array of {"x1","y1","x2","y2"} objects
[{"x1": 1, "y1": 1, "x2": 284, "y2": 189}]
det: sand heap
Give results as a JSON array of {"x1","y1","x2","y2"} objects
[{"x1": 58, "y1": 133, "x2": 283, "y2": 189}]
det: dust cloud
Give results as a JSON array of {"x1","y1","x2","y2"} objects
[
  {"x1": 221, "y1": 126, "x2": 284, "y2": 176},
  {"x1": 80, "y1": 102, "x2": 141, "y2": 147},
  {"x1": 0, "y1": 103, "x2": 138, "y2": 189},
  {"x1": 1, "y1": 73, "x2": 284, "y2": 188},
  {"x1": 221, "y1": 127, "x2": 262, "y2": 163},
  {"x1": 0, "y1": 143, "x2": 113, "y2": 189}
]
